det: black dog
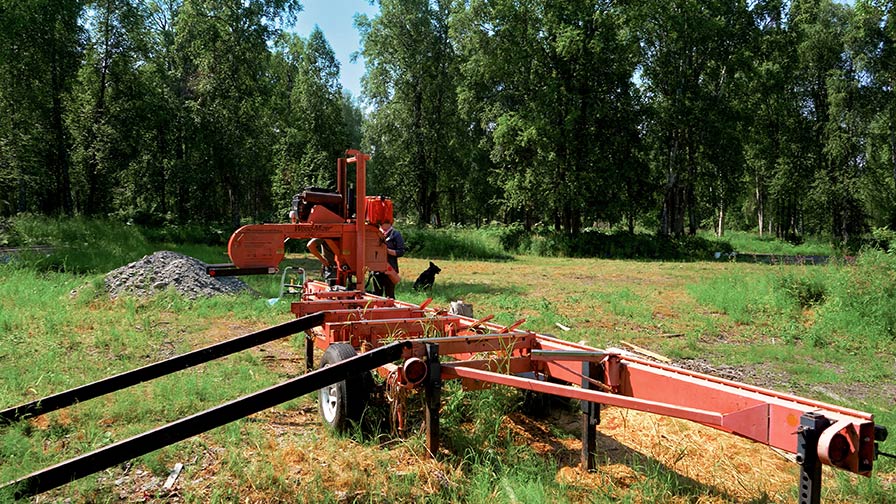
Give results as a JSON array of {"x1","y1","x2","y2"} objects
[{"x1": 413, "y1": 261, "x2": 441, "y2": 291}]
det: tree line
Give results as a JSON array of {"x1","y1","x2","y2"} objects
[{"x1": 1, "y1": 0, "x2": 894, "y2": 244}]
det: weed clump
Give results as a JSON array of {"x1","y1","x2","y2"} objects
[{"x1": 777, "y1": 272, "x2": 827, "y2": 308}]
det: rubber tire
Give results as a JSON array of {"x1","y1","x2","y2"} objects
[{"x1": 318, "y1": 343, "x2": 370, "y2": 432}]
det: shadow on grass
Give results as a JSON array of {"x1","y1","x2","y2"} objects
[{"x1": 445, "y1": 410, "x2": 778, "y2": 504}]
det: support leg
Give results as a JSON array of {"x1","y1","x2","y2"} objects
[
  {"x1": 305, "y1": 332, "x2": 315, "y2": 373},
  {"x1": 581, "y1": 361, "x2": 600, "y2": 471},
  {"x1": 424, "y1": 343, "x2": 442, "y2": 456},
  {"x1": 797, "y1": 412, "x2": 830, "y2": 504}
]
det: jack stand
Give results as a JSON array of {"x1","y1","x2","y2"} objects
[
  {"x1": 581, "y1": 361, "x2": 601, "y2": 471},
  {"x1": 305, "y1": 333, "x2": 315, "y2": 373},
  {"x1": 425, "y1": 343, "x2": 442, "y2": 456},
  {"x1": 796, "y1": 411, "x2": 831, "y2": 504}
]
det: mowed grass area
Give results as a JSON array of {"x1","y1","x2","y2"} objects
[{"x1": 0, "y1": 220, "x2": 894, "y2": 502}]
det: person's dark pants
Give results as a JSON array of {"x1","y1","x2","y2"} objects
[{"x1": 370, "y1": 272, "x2": 395, "y2": 299}]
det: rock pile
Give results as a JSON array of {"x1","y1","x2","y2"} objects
[{"x1": 105, "y1": 251, "x2": 252, "y2": 299}]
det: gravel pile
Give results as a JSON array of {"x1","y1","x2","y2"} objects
[{"x1": 105, "y1": 251, "x2": 252, "y2": 300}]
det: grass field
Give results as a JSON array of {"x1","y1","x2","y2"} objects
[{"x1": 0, "y1": 218, "x2": 894, "y2": 502}]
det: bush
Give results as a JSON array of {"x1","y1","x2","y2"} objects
[
  {"x1": 401, "y1": 225, "x2": 511, "y2": 261},
  {"x1": 0, "y1": 217, "x2": 20, "y2": 247},
  {"x1": 808, "y1": 250, "x2": 896, "y2": 350},
  {"x1": 139, "y1": 223, "x2": 230, "y2": 246},
  {"x1": 495, "y1": 225, "x2": 732, "y2": 260},
  {"x1": 870, "y1": 227, "x2": 896, "y2": 254},
  {"x1": 777, "y1": 272, "x2": 827, "y2": 308}
]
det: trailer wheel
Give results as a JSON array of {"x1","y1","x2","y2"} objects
[{"x1": 318, "y1": 343, "x2": 369, "y2": 432}]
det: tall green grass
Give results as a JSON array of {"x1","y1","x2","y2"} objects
[
  {"x1": 401, "y1": 225, "x2": 511, "y2": 260},
  {"x1": 497, "y1": 224, "x2": 734, "y2": 259},
  {"x1": 702, "y1": 229, "x2": 838, "y2": 256},
  {"x1": 690, "y1": 250, "x2": 896, "y2": 353},
  {"x1": 5, "y1": 215, "x2": 231, "y2": 273},
  {"x1": 686, "y1": 250, "x2": 896, "y2": 427}
]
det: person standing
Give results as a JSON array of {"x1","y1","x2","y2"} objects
[{"x1": 371, "y1": 220, "x2": 405, "y2": 298}]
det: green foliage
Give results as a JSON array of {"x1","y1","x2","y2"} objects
[
  {"x1": 453, "y1": 0, "x2": 647, "y2": 233},
  {"x1": 691, "y1": 251, "x2": 896, "y2": 353},
  {"x1": 870, "y1": 226, "x2": 896, "y2": 253},
  {"x1": 497, "y1": 225, "x2": 733, "y2": 260},
  {"x1": 689, "y1": 272, "x2": 796, "y2": 327},
  {"x1": 3, "y1": 0, "x2": 896, "y2": 252},
  {"x1": 436, "y1": 385, "x2": 571, "y2": 503},
  {"x1": 270, "y1": 28, "x2": 351, "y2": 211},
  {"x1": 4, "y1": 214, "x2": 234, "y2": 273},
  {"x1": 357, "y1": 0, "x2": 474, "y2": 226},
  {"x1": 0, "y1": 0, "x2": 82, "y2": 216},
  {"x1": 402, "y1": 225, "x2": 511, "y2": 261},
  {"x1": 708, "y1": 230, "x2": 837, "y2": 256},
  {"x1": 0, "y1": 216, "x2": 20, "y2": 246},
  {"x1": 777, "y1": 271, "x2": 827, "y2": 308},
  {"x1": 807, "y1": 250, "x2": 896, "y2": 350}
]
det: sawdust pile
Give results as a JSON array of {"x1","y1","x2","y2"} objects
[{"x1": 104, "y1": 251, "x2": 251, "y2": 299}]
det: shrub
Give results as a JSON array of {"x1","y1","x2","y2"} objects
[
  {"x1": 777, "y1": 272, "x2": 827, "y2": 308},
  {"x1": 495, "y1": 226, "x2": 732, "y2": 260},
  {"x1": 401, "y1": 225, "x2": 511, "y2": 261},
  {"x1": 0, "y1": 217, "x2": 20, "y2": 247},
  {"x1": 870, "y1": 227, "x2": 896, "y2": 254}
]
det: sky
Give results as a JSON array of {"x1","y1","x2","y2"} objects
[{"x1": 291, "y1": 1, "x2": 380, "y2": 99}]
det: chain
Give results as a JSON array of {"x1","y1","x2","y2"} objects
[{"x1": 385, "y1": 369, "x2": 408, "y2": 436}]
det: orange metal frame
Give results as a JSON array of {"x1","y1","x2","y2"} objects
[
  {"x1": 227, "y1": 150, "x2": 385, "y2": 291},
  {"x1": 292, "y1": 281, "x2": 879, "y2": 478}
]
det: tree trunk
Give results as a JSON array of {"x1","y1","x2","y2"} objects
[
  {"x1": 412, "y1": 87, "x2": 430, "y2": 224},
  {"x1": 51, "y1": 86, "x2": 72, "y2": 215},
  {"x1": 687, "y1": 182, "x2": 697, "y2": 236},
  {"x1": 228, "y1": 184, "x2": 241, "y2": 231},
  {"x1": 49, "y1": 37, "x2": 73, "y2": 215},
  {"x1": 716, "y1": 202, "x2": 724, "y2": 237},
  {"x1": 756, "y1": 182, "x2": 764, "y2": 237},
  {"x1": 686, "y1": 140, "x2": 697, "y2": 236},
  {"x1": 890, "y1": 107, "x2": 896, "y2": 192},
  {"x1": 86, "y1": 8, "x2": 112, "y2": 215},
  {"x1": 661, "y1": 133, "x2": 685, "y2": 236}
]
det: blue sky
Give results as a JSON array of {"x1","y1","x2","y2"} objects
[{"x1": 291, "y1": 1, "x2": 380, "y2": 98}]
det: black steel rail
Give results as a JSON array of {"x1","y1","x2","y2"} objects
[
  {"x1": 2, "y1": 340, "x2": 411, "y2": 499},
  {"x1": 206, "y1": 263, "x2": 276, "y2": 276},
  {"x1": 0, "y1": 312, "x2": 326, "y2": 423}
]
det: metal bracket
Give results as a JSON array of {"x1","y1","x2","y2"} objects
[
  {"x1": 425, "y1": 343, "x2": 442, "y2": 456},
  {"x1": 796, "y1": 412, "x2": 831, "y2": 504}
]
